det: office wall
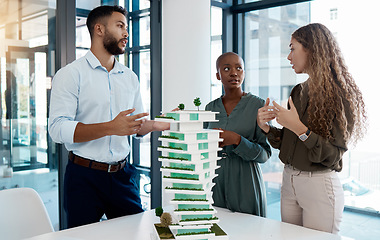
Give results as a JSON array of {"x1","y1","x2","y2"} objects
[{"x1": 162, "y1": 0, "x2": 211, "y2": 112}]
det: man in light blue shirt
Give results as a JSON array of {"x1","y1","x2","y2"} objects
[{"x1": 48, "y1": 5, "x2": 168, "y2": 228}]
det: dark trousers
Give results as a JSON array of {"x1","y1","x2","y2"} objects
[{"x1": 64, "y1": 160, "x2": 144, "y2": 228}]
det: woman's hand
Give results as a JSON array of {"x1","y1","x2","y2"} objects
[
  {"x1": 272, "y1": 97, "x2": 307, "y2": 135},
  {"x1": 216, "y1": 128, "x2": 241, "y2": 147},
  {"x1": 257, "y1": 98, "x2": 276, "y2": 133}
]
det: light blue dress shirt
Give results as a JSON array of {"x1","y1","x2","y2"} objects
[{"x1": 48, "y1": 51, "x2": 144, "y2": 163}]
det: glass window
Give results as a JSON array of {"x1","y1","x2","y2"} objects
[
  {"x1": 139, "y1": 16, "x2": 150, "y2": 46},
  {"x1": 129, "y1": 0, "x2": 150, "y2": 10},
  {"x1": 211, "y1": 6, "x2": 223, "y2": 100},
  {"x1": 139, "y1": 50, "x2": 151, "y2": 169},
  {"x1": 0, "y1": 0, "x2": 58, "y2": 230},
  {"x1": 127, "y1": 0, "x2": 152, "y2": 210},
  {"x1": 76, "y1": 16, "x2": 90, "y2": 59},
  {"x1": 243, "y1": 0, "x2": 380, "y2": 216}
]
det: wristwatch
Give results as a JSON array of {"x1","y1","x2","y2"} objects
[{"x1": 299, "y1": 129, "x2": 311, "y2": 142}]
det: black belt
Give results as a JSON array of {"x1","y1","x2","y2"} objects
[{"x1": 68, "y1": 152, "x2": 126, "y2": 173}]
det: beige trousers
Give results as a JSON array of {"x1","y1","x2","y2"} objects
[{"x1": 281, "y1": 164, "x2": 344, "y2": 234}]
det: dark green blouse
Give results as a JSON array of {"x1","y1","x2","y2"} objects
[
  {"x1": 204, "y1": 93, "x2": 271, "y2": 217},
  {"x1": 265, "y1": 83, "x2": 349, "y2": 172}
]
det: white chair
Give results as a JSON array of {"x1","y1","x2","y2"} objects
[{"x1": 0, "y1": 187, "x2": 54, "y2": 240}]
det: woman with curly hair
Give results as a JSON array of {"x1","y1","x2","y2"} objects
[{"x1": 257, "y1": 23, "x2": 367, "y2": 234}]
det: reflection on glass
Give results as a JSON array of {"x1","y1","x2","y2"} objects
[
  {"x1": 244, "y1": 0, "x2": 262, "y2": 3},
  {"x1": 139, "y1": 16, "x2": 150, "y2": 46},
  {"x1": 128, "y1": 0, "x2": 150, "y2": 11},
  {"x1": 76, "y1": 16, "x2": 91, "y2": 59},
  {"x1": 244, "y1": 0, "x2": 380, "y2": 213},
  {"x1": 139, "y1": 51, "x2": 151, "y2": 168},
  {"x1": 140, "y1": 0, "x2": 150, "y2": 10},
  {"x1": 211, "y1": 6, "x2": 223, "y2": 100},
  {"x1": 76, "y1": 0, "x2": 101, "y2": 10},
  {"x1": 0, "y1": 0, "x2": 58, "y2": 230},
  {"x1": 243, "y1": 2, "x2": 310, "y2": 210},
  {"x1": 139, "y1": 172, "x2": 151, "y2": 210},
  {"x1": 211, "y1": 40, "x2": 223, "y2": 100}
]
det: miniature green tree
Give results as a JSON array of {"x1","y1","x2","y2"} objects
[
  {"x1": 155, "y1": 206, "x2": 164, "y2": 217},
  {"x1": 178, "y1": 103, "x2": 185, "y2": 110},
  {"x1": 193, "y1": 97, "x2": 201, "y2": 110}
]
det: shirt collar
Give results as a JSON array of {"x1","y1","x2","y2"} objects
[
  {"x1": 112, "y1": 59, "x2": 125, "y2": 74},
  {"x1": 85, "y1": 51, "x2": 124, "y2": 74},
  {"x1": 85, "y1": 51, "x2": 102, "y2": 69}
]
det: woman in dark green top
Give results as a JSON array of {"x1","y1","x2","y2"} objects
[{"x1": 204, "y1": 52, "x2": 271, "y2": 217}]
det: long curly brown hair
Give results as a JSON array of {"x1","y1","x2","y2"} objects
[{"x1": 292, "y1": 23, "x2": 367, "y2": 144}]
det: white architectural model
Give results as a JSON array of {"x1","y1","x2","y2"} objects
[{"x1": 155, "y1": 110, "x2": 228, "y2": 239}]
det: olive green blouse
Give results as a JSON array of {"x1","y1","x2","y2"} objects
[
  {"x1": 205, "y1": 93, "x2": 271, "y2": 217},
  {"x1": 265, "y1": 82, "x2": 349, "y2": 172}
]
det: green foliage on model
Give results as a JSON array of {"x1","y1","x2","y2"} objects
[
  {"x1": 155, "y1": 115, "x2": 175, "y2": 119},
  {"x1": 158, "y1": 156, "x2": 189, "y2": 161},
  {"x1": 172, "y1": 198, "x2": 208, "y2": 202},
  {"x1": 193, "y1": 97, "x2": 201, "y2": 110},
  {"x1": 176, "y1": 231, "x2": 214, "y2": 236},
  {"x1": 159, "y1": 145, "x2": 183, "y2": 150},
  {"x1": 174, "y1": 208, "x2": 213, "y2": 212},
  {"x1": 163, "y1": 176, "x2": 199, "y2": 180},
  {"x1": 161, "y1": 166, "x2": 194, "y2": 171},
  {"x1": 159, "y1": 135, "x2": 180, "y2": 140},
  {"x1": 179, "y1": 216, "x2": 218, "y2": 222},
  {"x1": 165, "y1": 186, "x2": 203, "y2": 191},
  {"x1": 155, "y1": 206, "x2": 163, "y2": 217},
  {"x1": 178, "y1": 103, "x2": 185, "y2": 110}
]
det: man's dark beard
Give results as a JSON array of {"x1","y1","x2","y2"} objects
[{"x1": 103, "y1": 33, "x2": 125, "y2": 55}]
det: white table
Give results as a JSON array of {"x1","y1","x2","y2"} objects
[{"x1": 27, "y1": 207, "x2": 353, "y2": 240}]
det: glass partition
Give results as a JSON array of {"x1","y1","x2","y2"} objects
[
  {"x1": 243, "y1": 0, "x2": 380, "y2": 215},
  {"x1": 0, "y1": 0, "x2": 58, "y2": 230},
  {"x1": 211, "y1": 6, "x2": 223, "y2": 100}
]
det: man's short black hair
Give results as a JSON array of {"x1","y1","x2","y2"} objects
[{"x1": 86, "y1": 5, "x2": 127, "y2": 38}]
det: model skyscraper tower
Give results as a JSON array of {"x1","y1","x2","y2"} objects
[{"x1": 156, "y1": 110, "x2": 228, "y2": 239}]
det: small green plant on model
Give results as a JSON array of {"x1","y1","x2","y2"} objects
[
  {"x1": 159, "y1": 135, "x2": 180, "y2": 140},
  {"x1": 176, "y1": 231, "x2": 214, "y2": 236},
  {"x1": 155, "y1": 206, "x2": 164, "y2": 217},
  {"x1": 179, "y1": 216, "x2": 218, "y2": 222},
  {"x1": 155, "y1": 115, "x2": 175, "y2": 120},
  {"x1": 158, "y1": 156, "x2": 189, "y2": 161},
  {"x1": 161, "y1": 166, "x2": 194, "y2": 171},
  {"x1": 165, "y1": 186, "x2": 203, "y2": 191},
  {"x1": 174, "y1": 208, "x2": 213, "y2": 211},
  {"x1": 193, "y1": 97, "x2": 201, "y2": 110},
  {"x1": 178, "y1": 103, "x2": 185, "y2": 110},
  {"x1": 172, "y1": 198, "x2": 208, "y2": 202},
  {"x1": 155, "y1": 207, "x2": 172, "y2": 227},
  {"x1": 154, "y1": 207, "x2": 174, "y2": 239},
  {"x1": 163, "y1": 176, "x2": 199, "y2": 180},
  {"x1": 159, "y1": 145, "x2": 183, "y2": 150}
]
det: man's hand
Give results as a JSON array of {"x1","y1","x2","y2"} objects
[
  {"x1": 110, "y1": 109, "x2": 149, "y2": 136},
  {"x1": 73, "y1": 109, "x2": 149, "y2": 143}
]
